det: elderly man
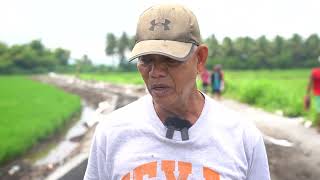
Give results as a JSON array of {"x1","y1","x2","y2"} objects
[{"x1": 84, "y1": 4, "x2": 270, "y2": 179}]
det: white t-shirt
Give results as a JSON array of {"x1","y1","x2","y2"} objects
[{"x1": 84, "y1": 94, "x2": 270, "y2": 180}]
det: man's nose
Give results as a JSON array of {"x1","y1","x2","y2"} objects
[{"x1": 150, "y1": 60, "x2": 167, "y2": 78}]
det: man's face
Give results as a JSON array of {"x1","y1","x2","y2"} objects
[{"x1": 137, "y1": 49, "x2": 199, "y2": 107}]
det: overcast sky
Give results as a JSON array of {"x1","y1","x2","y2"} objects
[{"x1": 1, "y1": 0, "x2": 319, "y2": 64}]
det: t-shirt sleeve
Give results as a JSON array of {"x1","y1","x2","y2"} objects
[
  {"x1": 246, "y1": 134, "x2": 271, "y2": 180},
  {"x1": 84, "y1": 124, "x2": 108, "y2": 180}
]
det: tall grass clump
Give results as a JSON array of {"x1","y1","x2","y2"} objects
[{"x1": 224, "y1": 69, "x2": 310, "y2": 119}]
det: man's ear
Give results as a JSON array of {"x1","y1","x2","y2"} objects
[{"x1": 196, "y1": 45, "x2": 208, "y2": 72}]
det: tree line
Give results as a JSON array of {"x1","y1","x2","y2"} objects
[
  {"x1": 106, "y1": 32, "x2": 320, "y2": 70},
  {"x1": 105, "y1": 32, "x2": 136, "y2": 71},
  {"x1": 0, "y1": 40, "x2": 71, "y2": 74},
  {"x1": 0, "y1": 40, "x2": 114, "y2": 74},
  {"x1": 205, "y1": 33, "x2": 320, "y2": 69},
  {"x1": 1, "y1": 33, "x2": 319, "y2": 74}
]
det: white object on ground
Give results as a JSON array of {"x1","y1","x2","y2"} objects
[{"x1": 264, "y1": 135, "x2": 294, "y2": 147}]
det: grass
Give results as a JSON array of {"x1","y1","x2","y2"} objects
[
  {"x1": 79, "y1": 72, "x2": 144, "y2": 85},
  {"x1": 223, "y1": 69, "x2": 309, "y2": 116},
  {"x1": 0, "y1": 76, "x2": 81, "y2": 164},
  {"x1": 77, "y1": 69, "x2": 317, "y2": 124}
]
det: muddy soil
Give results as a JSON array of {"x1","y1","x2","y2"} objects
[{"x1": 221, "y1": 99, "x2": 320, "y2": 180}]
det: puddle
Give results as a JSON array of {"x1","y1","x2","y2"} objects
[
  {"x1": 35, "y1": 141, "x2": 78, "y2": 166},
  {"x1": 30, "y1": 101, "x2": 96, "y2": 167},
  {"x1": 65, "y1": 102, "x2": 97, "y2": 141}
]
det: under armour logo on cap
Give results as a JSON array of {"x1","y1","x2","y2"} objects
[
  {"x1": 128, "y1": 4, "x2": 202, "y2": 61},
  {"x1": 149, "y1": 18, "x2": 171, "y2": 31}
]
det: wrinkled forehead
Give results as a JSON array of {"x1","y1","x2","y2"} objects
[
  {"x1": 139, "y1": 45, "x2": 197, "y2": 61},
  {"x1": 139, "y1": 54, "x2": 174, "y2": 60}
]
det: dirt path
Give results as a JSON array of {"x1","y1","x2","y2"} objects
[{"x1": 221, "y1": 99, "x2": 320, "y2": 180}]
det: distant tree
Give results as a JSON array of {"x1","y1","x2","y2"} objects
[
  {"x1": 0, "y1": 42, "x2": 7, "y2": 55},
  {"x1": 205, "y1": 34, "x2": 219, "y2": 59},
  {"x1": 29, "y1": 40, "x2": 45, "y2": 55},
  {"x1": 105, "y1": 33, "x2": 117, "y2": 66},
  {"x1": 0, "y1": 42, "x2": 12, "y2": 72},
  {"x1": 117, "y1": 32, "x2": 129, "y2": 65},
  {"x1": 233, "y1": 37, "x2": 255, "y2": 69},
  {"x1": 288, "y1": 34, "x2": 305, "y2": 66},
  {"x1": 221, "y1": 37, "x2": 234, "y2": 57},
  {"x1": 77, "y1": 54, "x2": 92, "y2": 66},
  {"x1": 75, "y1": 54, "x2": 93, "y2": 74},
  {"x1": 128, "y1": 35, "x2": 136, "y2": 50},
  {"x1": 115, "y1": 32, "x2": 137, "y2": 71},
  {"x1": 254, "y1": 36, "x2": 271, "y2": 68},
  {"x1": 0, "y1": 40, "x2": 72, "y2": 74},
  {"x1": 53, "y1": 48, "x2": 70, "y2": 66},
  {"x1": 272, "y1": 36, "x2": 285, "y2": 55},
  {"x1": 105, "y1": 33, "x2": 117, "y2": 56},
  {"x1": 305, "y1": 34, "x2": 320, "y2": 63}
]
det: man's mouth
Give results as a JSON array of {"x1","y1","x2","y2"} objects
[{"x1": 150, "y1": 84, "x2": 171, "y2": 96}]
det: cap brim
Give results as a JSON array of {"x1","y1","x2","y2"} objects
[{"x1": 128, "y1": 40, "x2": 194, "y2": 62}]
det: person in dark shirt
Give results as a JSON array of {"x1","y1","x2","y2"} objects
[{"x1": 211, "y1": 64, "x2": 224, "y2": 100}]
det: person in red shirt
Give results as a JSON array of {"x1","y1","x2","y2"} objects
[
  {"x1": 200, "y1": 68, "x2": 210, "y2": 93},
  {"x1": 307, "y1": 61, "x2": 320, "y2": 131}
]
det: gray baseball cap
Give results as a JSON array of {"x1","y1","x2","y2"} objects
[{"x1": 128, "y1": 4, "x2": 201, "y2": 61}]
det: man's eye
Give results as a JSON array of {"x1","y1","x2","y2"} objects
[
  {"x1": 166, "y1": 60, "x2": 181, "y2": 66},
  {"x1": 139, "y1": 58, "x2": 152, "y2": 65}
]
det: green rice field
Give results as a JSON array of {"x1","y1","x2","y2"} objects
[
  {"x1": 0, "y1": 76, "x2": 81, "y2": 164},
  {"x1": 79, "y1": 69, "x2": 317, "y2": 124},
  {"x1": 79, "y1": 72, "x2": 144, "y2": 85}
]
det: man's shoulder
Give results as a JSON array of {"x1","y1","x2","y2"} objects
[
  {"x1": 205, "y1": 96, "x2": 243, "y2": 125},
  {"x1": 205, "y1": 96, "x2": 262, "y2": 140}
]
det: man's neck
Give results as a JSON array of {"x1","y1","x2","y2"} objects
[{"x1": 153, "y1": 91, "x2": 205, "y2": 125}]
